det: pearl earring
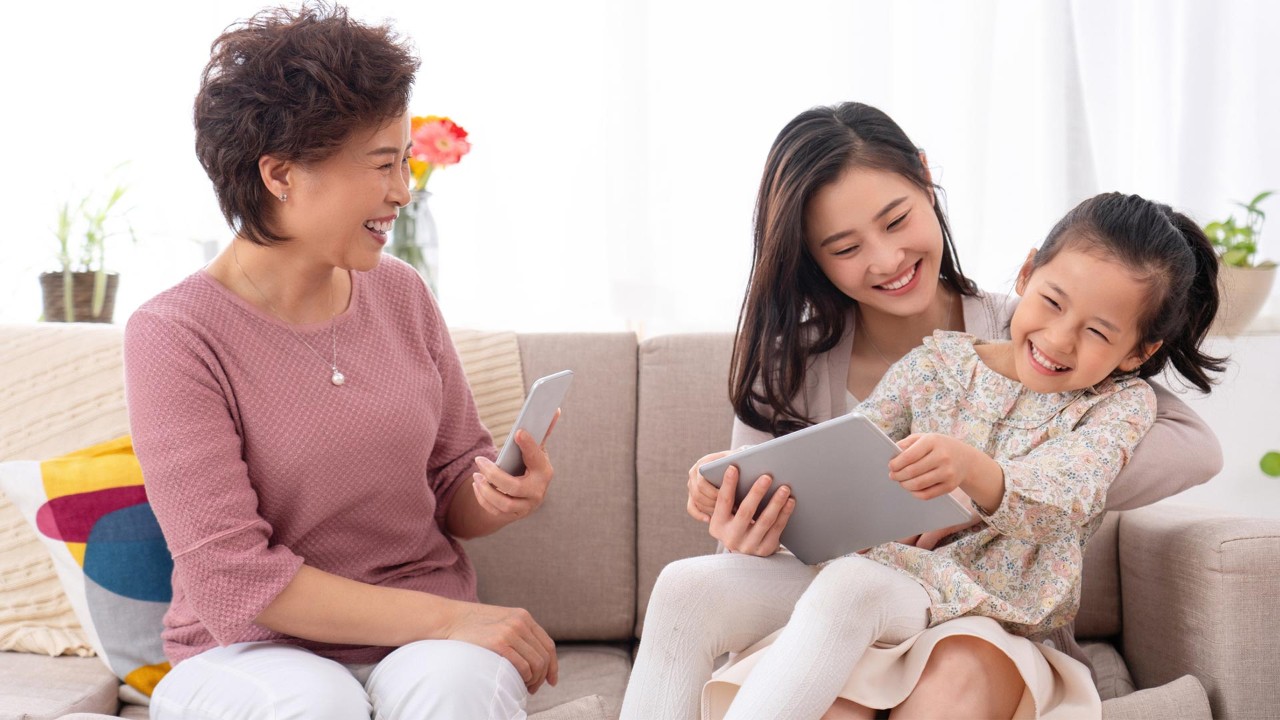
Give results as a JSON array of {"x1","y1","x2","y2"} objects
[{"x1": 280, "y1": 193, "x2": 288, "y2": 202}]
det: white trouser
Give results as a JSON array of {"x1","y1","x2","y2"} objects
[
  {"x1": 621, "y1": 552, "x2": 930, "y2": 720},
  {"x1": 150, "y1": 639, "x2": 528, "y2": 720}
]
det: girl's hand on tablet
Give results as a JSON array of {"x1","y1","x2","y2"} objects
[
  {"x1": 708, "y1": 466, "x2": 795, "y2": 556},
  {"x1": 687, "y1": 450, "x2": 732, "y2": 522}
]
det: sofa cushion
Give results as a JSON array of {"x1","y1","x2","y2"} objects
[
  {"x1": 1082, "y1": 641, "x2": 1136, "y2": 700},
  {"x1": 526, "y1": 644, "x2": 629, "y2": 717},
  {"x1": 0, "y1": 651, "x2": 119, "y2": 718},
  {"x1": 1077, "y1": 511, "x2": 1121, "y2": 639},
  {"x1": 464, "y1": 334, "x2": 639, "y2": 641},
  {"x1": 1100, "y1": 674, "x2": 1211, "y2": 719},
  {"x1": 0, "y1": 437, "x2": 171, "y2": 697},
  {"x1": 634, "y1": 334, "x2": 733, "y2": 635}
]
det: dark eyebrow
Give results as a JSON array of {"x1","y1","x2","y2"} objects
[
  {"x1": 1045, "y1": 281, "x2": 1121, "y2": 333},
  {"x1": 819, "y1": 197, "x2": 909, "y2": 247},
  {"x1": 368, "y1": 142, "x2": 412, "y2": 157}
]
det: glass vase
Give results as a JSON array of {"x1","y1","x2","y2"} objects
[{"x1": 388, "y1": 189, "x2": 440, "y2": 295}]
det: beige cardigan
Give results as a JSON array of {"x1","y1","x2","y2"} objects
[{"x1": 730, "y1": 291, "x2": 1223, "y2": 511}]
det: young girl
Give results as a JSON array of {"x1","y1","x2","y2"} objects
[{"x1": 624, "y1": 190, "x2": 1223, "y2": 720}]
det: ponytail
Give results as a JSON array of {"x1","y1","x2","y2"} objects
[{"x1": 1145, "y1": 212, "x2": 1226, "y2": 392}]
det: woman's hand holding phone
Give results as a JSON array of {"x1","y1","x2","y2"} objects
[{"x1": 471, "y1": 410, "x2": 560, "y2": 521}]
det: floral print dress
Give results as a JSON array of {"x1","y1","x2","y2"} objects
[{"x1": 858, "y1": 331, "x2": 1156, "y2": 638}]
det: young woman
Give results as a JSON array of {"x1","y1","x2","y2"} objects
[
  {"x1": 621, "y1": 103, "x2": 1223, "y2": 720},
  {"x1": 126, "y1": 5, "x2": 556, "y2": 718}
]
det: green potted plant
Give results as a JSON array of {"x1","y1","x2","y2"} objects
[
  {"x1": 1204, "y1": 190, "x2": 1276, "y2": 336},
  {"x1": 41, "y1": 183, "x2": 136, "y2": 323}
]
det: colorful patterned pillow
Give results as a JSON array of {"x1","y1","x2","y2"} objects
[{"x1": 0, "y1": 435, "x2": 172, "y2": 696}]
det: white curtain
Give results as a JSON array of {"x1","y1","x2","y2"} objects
[{"x1": 2, "y1": 0, "x2": 1276, "y2": 333}]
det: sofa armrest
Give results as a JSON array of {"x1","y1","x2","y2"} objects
[{"x1": 1118, "y1": 503, "x2": 1280, "y2": 720}]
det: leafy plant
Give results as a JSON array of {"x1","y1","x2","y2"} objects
[
  {"x1": 51, "y1": 182, "x2": 136, "y2": 321},
  {"x1": 1263, "y1": 451, "x2": 1280, "y2": 478},
  {"x1": 1204, "y1": 190, "x2": 1275, "y2": 268}
]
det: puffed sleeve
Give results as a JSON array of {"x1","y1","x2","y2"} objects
[
  {"x1": 1104, "y1": 382, "x2": 1222, "y2": 510},
  {"x1": 124, "y1": 310, "x2": 303, "y2": 646},
  {"x1": 980, "y1": 381, "x2": 1157, "y2": 544}
]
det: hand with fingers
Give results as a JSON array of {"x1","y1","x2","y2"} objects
[
  {"x1": 888, "y1": 433, "x2": 979, "y2": 500},
  {"x1": 687, "y1": 450, "x2": 732, "y2": 523},
  {"x1": 472, "y1": 410, "x2": 560, "y2": 521},
  {"x1": 440, "y1": 600, "x2": 559, "y2": 694},
  {"x1": 889, "y1": 432, "x2": 1004, "y2": 525},
  {"x1": 708, "y1": 465, "x2": 796, "y2": 556}
]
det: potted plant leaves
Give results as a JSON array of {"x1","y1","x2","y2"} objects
[
  {"x1": 1204, "y1": 190, "x2": 1276, "y2": 336},
  {"x1": 41, "y1": 183, "x2": 136, "y2": 323}
]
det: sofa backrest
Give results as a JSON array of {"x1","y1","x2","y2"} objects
[
  {"x1": 633, "y1": 333, "x2": 733, "y2": 635},
  {"x1": 0, "y1": 323, "x2": 1121, "y2": 646},
  {"x1": 630, "y1": 332, "x2": 1124, "y2": 641},
  {"x1": 464, "y1": 333, "x2": 640, "y2": 643}
]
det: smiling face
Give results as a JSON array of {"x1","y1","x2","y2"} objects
[
  {"x1": 279, "y1": 113, "x2": 413, "y2": 271},
  {"x1": 804, "y1": 166, "x2": 945, "y2": 320},
  {"x1": 1011, "y1": 243, "x2": 1160, "y2": 393}
]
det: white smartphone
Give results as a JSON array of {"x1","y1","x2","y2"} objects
[{"x1": 495, "y1": 369, "x2": 574, "y2": 475}]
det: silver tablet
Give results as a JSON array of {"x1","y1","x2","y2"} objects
[{"x1": 698, "y1": 412, "x2": 973, "y2": 565}]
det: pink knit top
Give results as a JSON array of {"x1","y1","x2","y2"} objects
[{"x1": 123, "y1": 257, "x2": 494, "y2": 666}]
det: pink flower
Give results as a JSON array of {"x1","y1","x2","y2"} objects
[{"x1": 412, "y1": 116, "x2": 472, "y2": 167}]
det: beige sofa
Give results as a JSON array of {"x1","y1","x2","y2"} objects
[{"x1": 1, "y1": 323, "x2": 1278, "y2": 719}]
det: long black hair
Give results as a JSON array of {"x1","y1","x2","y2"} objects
[
  {"x1": 730, "y1": 102, "x2": 978, "y2": 436},
  {"x1": 1031, "y1": 192, "x2": 1226, "y2": 392}
]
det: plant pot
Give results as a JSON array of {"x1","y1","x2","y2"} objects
[
  {"x1": 39, "y1": 271, "x2": 120, "y2": 323},
  {"x1": 1211, "y1": 264, "x2": 1276, "y2": 337}
]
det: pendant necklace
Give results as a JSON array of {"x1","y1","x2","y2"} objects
[{"x1": 232, "y1": 242, "x2": 346, "y2": 386}]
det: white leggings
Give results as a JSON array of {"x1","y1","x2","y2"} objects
[
  {"x1": 621, "y1": 552, "x2": 931, "y2": 720},
  {"x1": 150, "y1": 639, "x2": 528, "y2": 720}
]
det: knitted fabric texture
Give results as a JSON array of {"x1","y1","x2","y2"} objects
[{"x1": 123, "y1": 258, "x2": 493, "y2": 666}]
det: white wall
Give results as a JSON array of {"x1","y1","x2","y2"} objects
[
  {"x1": 4, "y1": 0, "x2": 1278, "y2": 334},
  {"x1": 1159, "y1": 331, "x2": 1280, "y2": 518}
]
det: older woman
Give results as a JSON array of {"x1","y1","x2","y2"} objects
[{"x1": 124, "y1": 5, "x2": 556, "y2": 718}]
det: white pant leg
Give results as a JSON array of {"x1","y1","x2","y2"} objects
[
  {"x1": 724, "y1": 554, "x2": 932, "y2": 720},
  {"x1": 150, "y1": 642, "x2": 371, "y2": 720},
  {"x1": 366, "y1": 638, "x2": 529, "y2": 720},
  {"x1": 620, "y1": 552, "x2": 819, "y2": 720}
]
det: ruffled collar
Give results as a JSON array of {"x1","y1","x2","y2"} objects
[{"x1": 923, "y1": 330, "x2": 1123, "y2": 428}]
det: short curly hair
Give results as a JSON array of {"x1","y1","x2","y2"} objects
[{"x1": 194, "y1": 2, "x2": 420, "y2": 246}]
